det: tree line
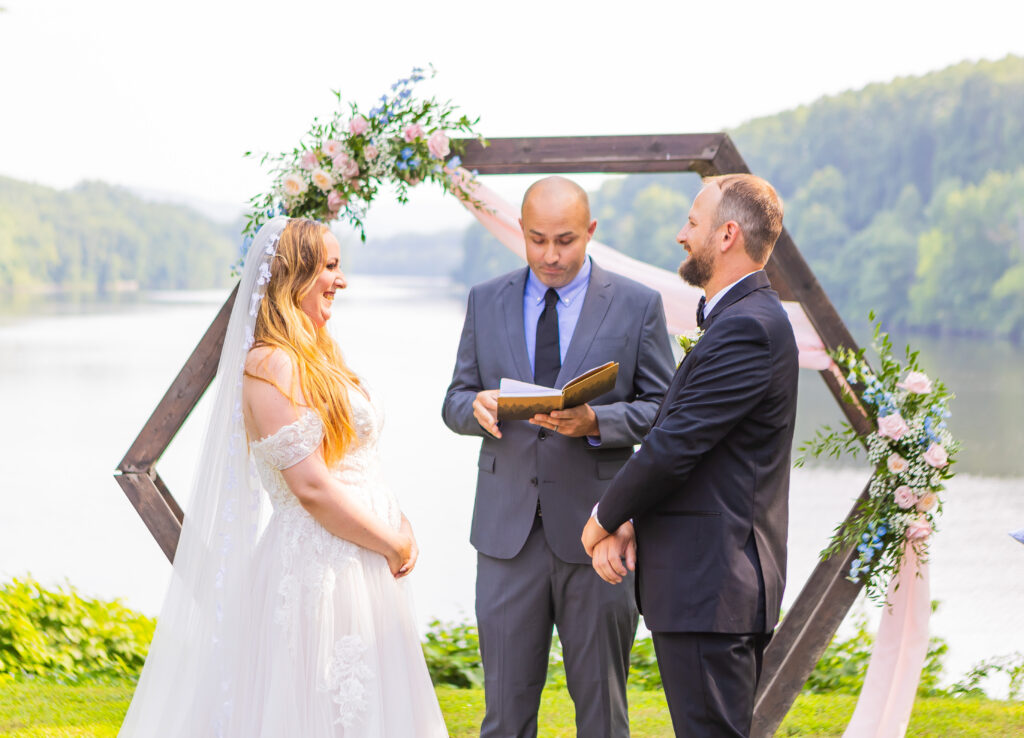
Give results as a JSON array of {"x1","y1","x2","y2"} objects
[
  {"x1": 0, "y1": 177, "x2": 238, "y2": 293},
  {"x1": 457, "y1": 55, "x2": 1024, "y2": 341}
]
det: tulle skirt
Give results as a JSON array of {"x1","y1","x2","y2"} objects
[{"x1": 226, "y1": 510, "x2": 449, "y2": 737}]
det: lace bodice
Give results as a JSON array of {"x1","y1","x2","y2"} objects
[{"x1": 248, "y1": 389, "x2": 399, "y2": 527}]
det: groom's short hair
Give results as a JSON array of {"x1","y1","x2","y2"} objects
[{"x1": 704, "y1": 174, "x2": 784, "y2": 264}]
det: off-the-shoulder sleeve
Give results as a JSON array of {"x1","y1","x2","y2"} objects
[{"x1": 249, "y1": 411, "x2": 325, "y2": 470}]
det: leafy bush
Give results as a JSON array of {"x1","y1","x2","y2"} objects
[
  {"x1": 949, "y1": 652, "x2": 1024, "y2": 700},
  {"x1": 802, "y1": 603, "x2": 949, "y2": 697},
  {"x1": 422, "y1": 619, "x2": 484, "y2": 689},
  {"x1": 0, "y1": 577, "x2": 155, "y2": 682}
]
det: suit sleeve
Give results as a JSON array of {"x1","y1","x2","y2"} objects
[
  {"x1": 590, "y1": 291, "x2": 674, "y2": 448},
  {"x1": 441, "y1": 288, "x2": 490, "y2": 438},
  {"x1": 597, "y1": 314, "x2": 773, "y2": 529}
]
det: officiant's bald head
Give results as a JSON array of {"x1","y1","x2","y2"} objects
[
  {"x1": 520, "y1": 176, "x2": 597, "y2": 289},
  {"x1": 521, "y1": 176, "x2": 591, "y2": 222}
]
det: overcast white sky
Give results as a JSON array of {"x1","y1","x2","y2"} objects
[{"x1": 3, "y1": 0, "x2": 1024, "y2": 235}]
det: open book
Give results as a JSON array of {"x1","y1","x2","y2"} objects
[{"x1": 497, "y1": 361, "x2": 619, "y2": 421}]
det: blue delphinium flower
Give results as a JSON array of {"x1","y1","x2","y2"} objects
[
  {"x1": 409, "y1": 157, "x2": 420, "y2": 168},
  {"x1": 447, "y1": 155, "x2": 461, "y2": 169},
  {"x1": 400, "y1": 147, "x2": 413, "y2": 160},
  {"x1": 397, "y1": 161, "x2": 408, "y2": 171}
]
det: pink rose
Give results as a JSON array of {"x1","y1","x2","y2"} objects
[
  {"x1": 905, "y1": 517, "x2": 932, "y2": 541},
  {"x1": 893, "y1": 485, "x2": 917, "y2": 509},
  {"x1": 898, "y1": 371, "x2": 933, "y2": 394},
  {"x1": 348, "y1": 115, "x2": 369, "y2": 135},
  {"x1": 877, "y1": 412, "x2": 910, "y2": 441},
  {"x1": 323, "y1": 139, "x2": 344, "y2": 158},
  {"x1": 403, "y1": 123, "x2": 425, "y2": 142},
  {"x1": 916, "y1": 492, "x2": 938, "y2": 513},
  {"x1": 327, "y1": 190, "x2": 347, "y2": 213},
  {"x1": 886, "y1": 453, "x2": 908, "y2": 475},
  {"x1": 427, "y1": 130, "x2": 450, "y2": 159},
  {"x1": 332, "y1": 153, "x2": 359, "y2": 180},
  {"x1": 923, "y1": 443, "x2": 948, "y2": 468},
  {"x1": 364, "y1": 144, "x2": 379, "y2": 160},
  {"x1": 299, "y1": 150, "x2": 318, "y2": 171}
]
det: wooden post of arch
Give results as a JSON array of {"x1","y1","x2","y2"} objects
[{"x1": 115, "y1": 133, "x2": 874, "y2": 737}]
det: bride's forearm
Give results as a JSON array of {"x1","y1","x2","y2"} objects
[{"x1": 294, "y1": 479, "x2": 403, "y2": 560}]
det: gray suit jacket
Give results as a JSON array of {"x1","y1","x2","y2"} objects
[{"x1": 442, "y1": 260, "x2": 674, "y2": 565}]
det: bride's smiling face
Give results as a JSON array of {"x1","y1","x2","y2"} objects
[{"x1": 299, "y1": 231, "x2": 346, "y2": 327}]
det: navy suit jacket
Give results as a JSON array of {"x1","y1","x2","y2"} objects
[
  {"x1": 442, "y1": 260, "x2": 674, "y2": 565},
  {"x1": 597, "y1": 271, "x2": 799, "y2": 633}
]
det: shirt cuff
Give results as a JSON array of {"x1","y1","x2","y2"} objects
[
  {"x1": 586, "y1": 435, "x2": 602, "y2": 447},
  {"x1": 591, "y1": 502, "x2": 603, "y2": 530}
]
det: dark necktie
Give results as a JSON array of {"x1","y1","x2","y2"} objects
[
  {"x1": 696, "y1": 295, "x2": 707, "y2": 327},
  {"x1": 534, "y1": 288, "x2": 561, "y2": 386}
]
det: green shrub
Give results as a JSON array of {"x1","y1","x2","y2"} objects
[{"x1": 0, "y1": 577, "x2": 155, "y2": 682}]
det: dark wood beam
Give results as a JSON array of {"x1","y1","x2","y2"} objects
[
  {"x1": 118, "y1": 284, "x2": 239, "y2": 474},
  {"x1": 456, "y1": 134, "x2": 725, "y2": 175},
  {"x1": 115, "y1": 472, "x2": 182, "y2": 563}
]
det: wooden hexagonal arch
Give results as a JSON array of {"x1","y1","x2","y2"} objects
[{"x1": 114, "y1": 133, "x2": 874, "y2": 737}]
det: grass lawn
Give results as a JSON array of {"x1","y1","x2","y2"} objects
[{"x1": 1, "y1": 682, "x2": 1022, "y2": 737}]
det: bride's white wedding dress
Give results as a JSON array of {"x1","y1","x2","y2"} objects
[{"x1": 234, "y1": 389, "x2": 447, "y2": 736}]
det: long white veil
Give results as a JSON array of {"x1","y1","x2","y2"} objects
[{"x1": 119, "y1": 217, "x2": 289, "y2": 737}]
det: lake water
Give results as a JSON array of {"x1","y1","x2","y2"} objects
[{"x1": 1, "y1": 277, "x2": 1022, "y2": 693}]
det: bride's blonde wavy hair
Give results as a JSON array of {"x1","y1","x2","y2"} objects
[{"x1": 248, "y1": 218, "x2": 361, "y2": 467}]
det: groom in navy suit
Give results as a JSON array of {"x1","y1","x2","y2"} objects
[{"x1": 582, "y1": 174, "x2": 798, "y2": 737}]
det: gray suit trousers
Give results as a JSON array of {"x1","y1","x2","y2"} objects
[{"x1": 476, "y1": 516, "x2": 638, "y2": 738}]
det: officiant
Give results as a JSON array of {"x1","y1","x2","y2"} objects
[{"x1": 442, "y1": 176, "x2": 674, "y2": 737}]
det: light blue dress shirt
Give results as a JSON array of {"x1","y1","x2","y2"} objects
[{"x1": 523, "y1": 256, "x2": 592, "y2": 379}]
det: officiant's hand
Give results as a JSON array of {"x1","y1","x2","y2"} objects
[
  {"x1": 530, "y1": 404, "x2": 598, "y2": 437},
  {"x1": 591, "y1": 521, "x2": 636, "y2": 585},
  {"x1": 473, "y1": 390, "x2": 502, "y2": 438}
]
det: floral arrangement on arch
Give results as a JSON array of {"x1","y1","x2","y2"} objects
[
  {"x1": 243, "y1": 66, "x2": 485, "y2": 241},
  {"x1": 797, "y1": 317, "x2": 959, "y2": 603}
]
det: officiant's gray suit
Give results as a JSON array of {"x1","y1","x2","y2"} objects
[{"x1": 443, "y1": 258, "x2": 674, "y2": 737}]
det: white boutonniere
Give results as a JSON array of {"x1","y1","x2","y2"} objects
[{"x1": 676, "y1": 328, "x2": 705, "y2": 365}]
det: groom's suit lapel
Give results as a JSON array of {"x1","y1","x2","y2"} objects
[
  {"x1": 500, "y1": 267, "x2": 534, "y2": 382},
  {"x1": 653, "y1": 270, "x2": 772, "y2": 425},
  {"x1": 556, "y1": 259, "x2": 613, "y2": 387}
]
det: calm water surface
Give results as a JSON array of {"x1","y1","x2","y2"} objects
[{"x1": 1, "y1": 278, "x2": 1022, "y2": 692}]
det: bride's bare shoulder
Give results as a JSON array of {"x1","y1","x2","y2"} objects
[{"x1": 245, "y1": 345, "x2": 293, "y2": 381}]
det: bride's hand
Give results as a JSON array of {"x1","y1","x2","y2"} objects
[
  {"x1": 395, "y1": 516, "x2": 419, "y2": 579},
  {"x1": 386, "y1": 530, "x2": 415, "y2": 578}
]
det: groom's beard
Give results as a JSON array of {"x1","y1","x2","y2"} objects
[{"x1": 678, "y1": 241, "x2": 714, "y2": 288}]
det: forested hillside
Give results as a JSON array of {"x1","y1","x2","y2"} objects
[
  {"x1": 457, "y1": 56, "x2": 1024, "y2": 340},
  {"x1": 0, "y1": 178, "x2": 238, "y2": 293}
]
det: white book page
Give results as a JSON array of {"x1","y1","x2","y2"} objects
[{"x1": 499, "y1": 377, "x2": 560, "y2": 396}]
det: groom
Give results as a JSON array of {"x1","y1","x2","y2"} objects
[
  {"x1": 443, "y1": 176, "x2": 674, "y2": 737},
  {"x1": 583, "y1": 174, "x2": 798, "y2": 737}
]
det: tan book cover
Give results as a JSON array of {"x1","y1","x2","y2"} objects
[{"x1": 497, "y1": 361, "x2": 619, "y2": 421}]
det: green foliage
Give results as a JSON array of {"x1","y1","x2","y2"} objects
[
  {"x1": 4, "y1": 682, "x2": 1024, "y2": 738},
  {"x1": 506, "y1": 56, "x2": 1024, "y2": 341},
  {"x1": 0, "y1": 577, "x2": 154, "y2": 683},
  {"x1": 422, "y1": 619, "x2": 484, "y2": 689},
  {"x1": 0, "y1": 177, "x2": 238, "y2": 294},
  {"x1": 421, "y1": 619, "x2": 664, "y2": 691},
  {"x1": 950, "y1": 652, "x2": 1024, "y2": 701},
  {"x1": 803, "y1": 604, "x2": 949, "y2": 697}
]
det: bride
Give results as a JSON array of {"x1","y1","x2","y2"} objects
[{"x1": 119, "y1": 217, "x2": 448, "y2": 737}]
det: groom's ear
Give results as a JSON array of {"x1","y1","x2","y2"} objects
[{"x1": 718, "y1": 221, "x2": 741, "y2": 253}]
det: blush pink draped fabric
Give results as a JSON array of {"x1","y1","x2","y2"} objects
[
  {"x1": 843, "y1": 545, "x2": 931, "y2": 738},
  {"x1": 455, "y1": 174, "x2": 931, "y2": 736},
  {"x1": 454, "y1": 174, "x2": 831, "y2": 370}
]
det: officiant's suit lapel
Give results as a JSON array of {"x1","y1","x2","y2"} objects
[
  {"x1": 500, "y1": 267, "x2": 534, "y2": 382},
  {"x1": 556, "y1": 260, "x2": 614, "y2": 387}
]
